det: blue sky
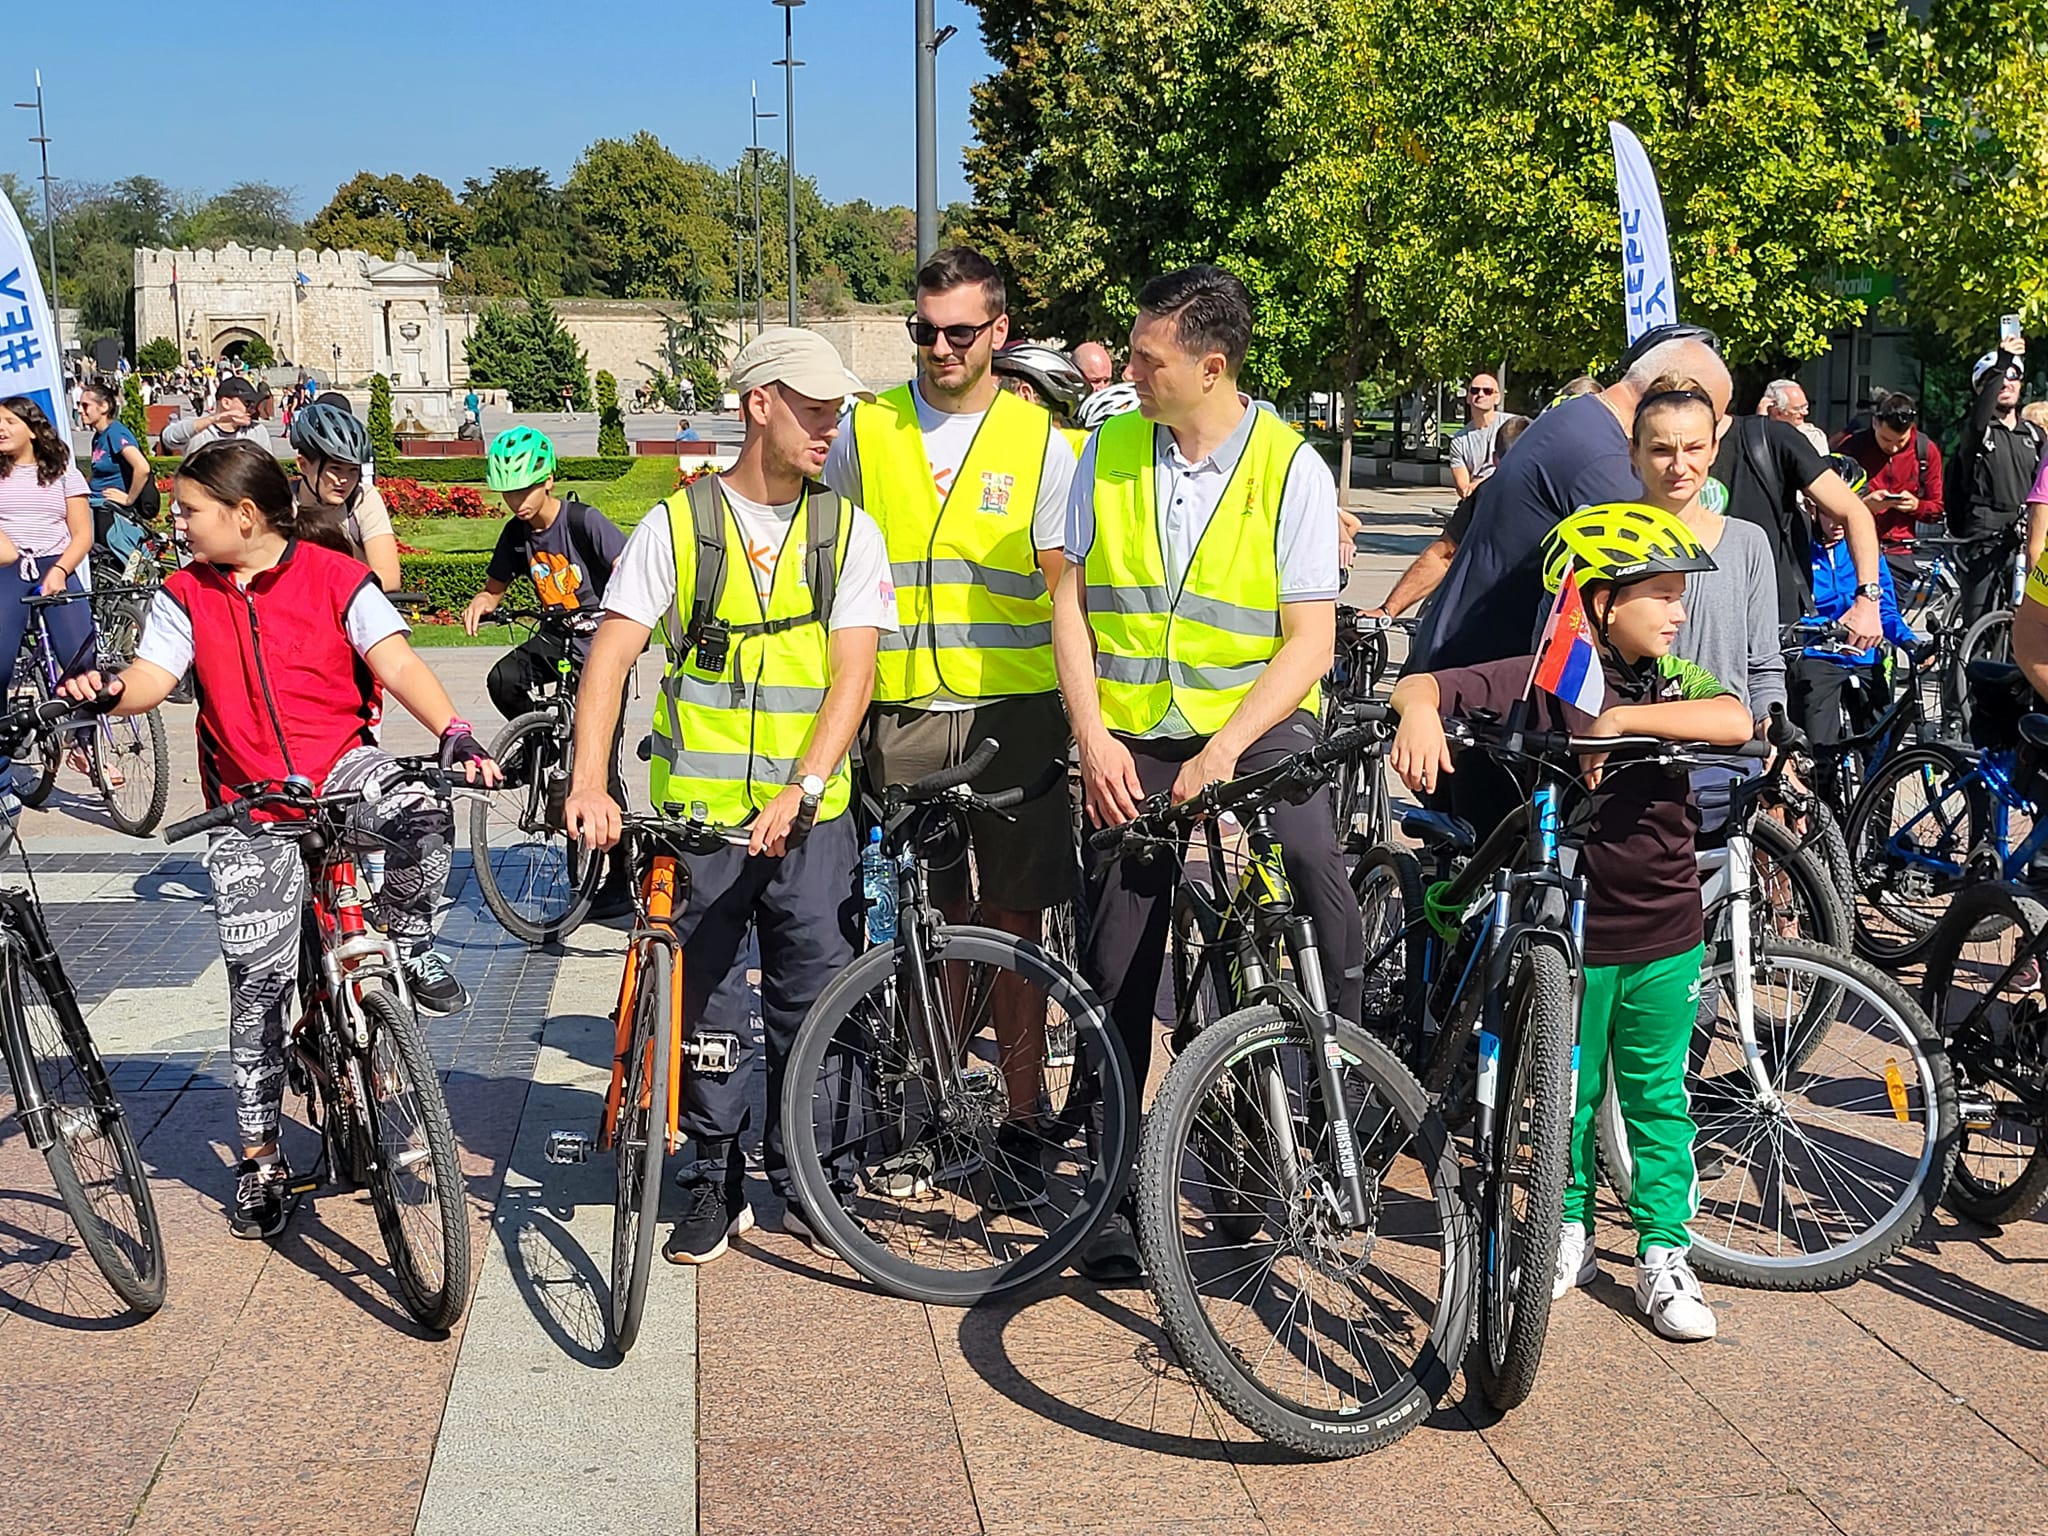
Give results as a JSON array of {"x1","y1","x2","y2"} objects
[{"x1": 3, "y1": 0, "x2": 992, "y2": 214}]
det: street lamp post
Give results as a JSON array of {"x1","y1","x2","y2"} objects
[
  {"x1": 772, "y1": 0, "x2": 804, "y2": 327},
  {"x1": 914, "y1": 4, "x2": 959, "y2": 264},
  {"x1": 751, "y1": 81, "x2": 777, "y2": 334},
  {"x1": 14, "y1": 70, "x2": 64, "y2": 364},
  {"x1": 732, "y1": 163, "x2": 747, "y2": 347}
]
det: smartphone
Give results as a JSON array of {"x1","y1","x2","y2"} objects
[{"x1": 2002, "y1": 313, "x2": 2024, "y2": 350}]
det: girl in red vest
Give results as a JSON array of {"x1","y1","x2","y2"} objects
[{"x1": 63, "y1": 440, "x2": 498, "y2": 1239}]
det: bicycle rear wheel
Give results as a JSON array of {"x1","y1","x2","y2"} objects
[
  {"x1": 1603, "y1": 938, "x2": 1955, "y2": 1289},
  {"x1": 92, "y1": 708, "x2": 171, "y2": 837},
  {"x1": 1136, "y1": 1003, "x2": 1471, "y2": 1457},
  {"x1": 470, "y1": 710, "x2": 603, "y2": 945},
  {"x1": 1469, "y1": 943, "x2": 1572, "y2": 1411},
  {"x1": 1917, "y1": 884, "x2": 2048, "y2": 1226},
  {"x1": 610, "y1": 942, "x2": 670, "y2": 1353},
  {"x1": 358, "y1": 985, "x2": 470, "y2": 1331},
  {"x1": 782, "y1": 926, "x2": 1133, "y2": 1305},
  {"x1": 9, "y1": 665, "x2": 62, "y2": 809},
  {"x1": 10, "y1": 937, "x2": 164, "y2": 1313},
  {"x1": 1844, "y1": 745, "x2": 1991, "y2": 963},
  {"x1": 1712, "y1": 813, "x2": 1849, "y2": 956},
  {"x1": 1951, "y1": 610, "x2": 2013, "y2": 737},
  {"x1": 1351, "y1": 843, "x2": 1425, "y2": 1053}
]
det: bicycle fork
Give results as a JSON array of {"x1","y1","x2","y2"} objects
[{"x1": 1282, "y1": 915, "x2": 1375, "y2": 1229}]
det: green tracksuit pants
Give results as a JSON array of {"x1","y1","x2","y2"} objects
[{"x1": 1563, "y1": 942, "x2": 1704, "y2": 1253}]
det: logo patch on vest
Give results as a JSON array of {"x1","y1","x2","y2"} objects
[{"x1": 976, "y1": 471, "x2": 1017, "y2": 516}]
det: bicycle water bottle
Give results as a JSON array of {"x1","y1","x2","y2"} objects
[{"x1": 862, "y1": 828, "x2": 896, "y2": 944}]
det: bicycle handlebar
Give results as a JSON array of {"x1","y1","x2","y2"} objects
[
  {"x1": 618, "y1": 809, "x2": 756, "y2": 856},
  {"x1": 898, "y1": 736, "x2": 1002, "y2": 801},
  {"x1": 163, "y1": 757, "x2": 465, "y2": 845},
  {"x1": 1443, "y1": 714, "x2": 1769, "y2": 766}
]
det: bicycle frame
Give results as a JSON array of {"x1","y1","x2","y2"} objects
[
  {"x1": 598, "y1": 853, "x2": 689, "y2": 1158},
  {"x1": 1881, "y1": 748, "x2": 2048, "y2": 888},
  {"x1": 0, "y1": 888, "x2": 111, "y2": 1152}
]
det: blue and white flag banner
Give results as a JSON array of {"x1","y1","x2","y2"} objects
[
  {"x1": 0, "y1": 193, "x2": 63, "y2": 424},
  {"x1": 1609, "y1": 121, "x2": 1676, "y2": 343}
]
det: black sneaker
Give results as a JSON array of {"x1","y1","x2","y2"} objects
[
  {"x1": 405, "y1": 950, "x2": 469, "y2": 1016},
  {"x1": 230, "y1": 1155, "x2": 293, "y2": 1240},
  {"x1": 780, "y1": 1194, "x2": 843, "y2": 1258},
  {"x1": 986, "y1": 1124, "x2": 1050, "y2": 1213},
  {"x1": 663, "y1": 1177, "x2": 754, "y2": 1266}
]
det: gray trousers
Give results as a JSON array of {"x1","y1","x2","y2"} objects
[
  {"x1": 670, "y1": 813, "x2": 860, "y2": 1197},
  {"x1": 205, "y1": 746, "x2": 453, "y2": 1146}
]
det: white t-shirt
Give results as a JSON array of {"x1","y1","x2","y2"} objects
[
  {"x1": 602, "y1": 482, "x2": 898, "y2": 635},
  {"x1": 821, "y1": 380, "x2": 1074, "y2": 708},
  {"x1": 134, "y1": 579, "x2": 408, "y2": 676}
]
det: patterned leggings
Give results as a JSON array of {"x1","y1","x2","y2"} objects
[{"x1": 205, "y1": 747, "x2": 452, "y2": 1147}]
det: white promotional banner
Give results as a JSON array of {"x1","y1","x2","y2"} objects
[
  {"x1": 0, "y1": 193, "x2": 64, "y2": 425},
  {"x1": 1609, "y1": 121, "x2": 1676, "y2": 343}
]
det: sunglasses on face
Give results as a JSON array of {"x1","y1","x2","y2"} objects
[
  {"x1": 1468, "y1": 386, "x2": 1497, "y2": 396},
  {"x1": 1877, "y1": 411, "x2": 1917, "y2": 426},
  {"x1": 906, "y1": 315, "x2": 998, "y2": 350}
]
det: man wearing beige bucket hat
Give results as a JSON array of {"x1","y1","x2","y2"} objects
[{"x1": 564, "y1": 326, "x2": 898, "y2": 1265}]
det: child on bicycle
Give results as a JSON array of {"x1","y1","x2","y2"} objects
[
  {"x1": 1387, "y1": 503, "x2": 1753, "y2": 1342},
  {"x1": 61, "y1": 439, "x2": 499, "y2": 1240}
]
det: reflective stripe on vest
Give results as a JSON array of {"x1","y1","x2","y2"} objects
[
  {"x1": 1082, "y1": 407, "x2": 1319, "y2": 736},
  {"x1": 648, "y1": 484, "x2": 853, "y2": 823},
  {"x1": 851, "y1": 384, "x2": 1055, "y2": 702}
]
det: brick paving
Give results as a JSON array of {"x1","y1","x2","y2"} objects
[{"x1": 3, "y1": 502, "x2": 2048, "y2": 1535}]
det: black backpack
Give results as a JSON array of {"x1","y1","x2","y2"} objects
[{"x1": 674, "y1": 475, "x2": 841, "y2": 665}]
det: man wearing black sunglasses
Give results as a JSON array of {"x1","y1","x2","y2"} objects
[
  {"x1": 822, "y1": 247, "x2": 1082, "y2": 1202},
  {"x1": 1835, "y1": 390, "x2": 1942, "y2": 575}
]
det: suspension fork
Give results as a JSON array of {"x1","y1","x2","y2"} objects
[{"x1": 1284, "y1": 913, "x2": 1374, "y2": 1227}]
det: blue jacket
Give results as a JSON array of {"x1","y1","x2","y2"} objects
[{"x1": 1808, "y1": 538, "x2": 1918, "y2": 665}]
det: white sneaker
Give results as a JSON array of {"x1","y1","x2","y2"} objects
[
  {"x1": 1634, "y1": 1245, "x2": 1717, "y2": 1341},
  {"x1": 1552, "y1": 1224, "x2": 1598, "y2": 1299}
]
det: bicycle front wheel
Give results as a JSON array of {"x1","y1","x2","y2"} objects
[
  {"x1": 358, "y1": 986, "x2": 470, "y2": 1331},
  {"x1": 470, "y1": 710, "x2": 603, "y2": 945},
  {"x1": 1603, "y1": 938, "x2": 1955, "y2": 1289},
  {"x1": 1469, "y1": 943, "x2": 1573, "y2": 1412},
  {"x1": 10, "y1": 666, "x2": 62, "y2": 809},
  {"x1": 1844, "y1": 745, "x2": 1990, "y2": 964},
  {"x1": 610, "y1": 941, "x2": 671, "y2": 1354},
  {"x1": 1917, "y1": 884, "x2": 2048, "y2": 1226},
  {"x1": 1951, "y1": 609, "x2": 2013, "y2": 737},
  {"x1": 11, "y1": 941, "x2": 165, "y2": 1313},
  {"x1": 1136, "y1": 1004, "x2": 1472, "y2": 1458},
  {"x1": 92, "y1": 708, "x2": 171, "y2": 837},
  {"x1": 781, "y1": 926, "x2": 1134, "y2": 1305}
]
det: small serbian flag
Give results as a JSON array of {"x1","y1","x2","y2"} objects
[{"x1": 1531, "y1": 565, "x2": 1607, "y2": 715}]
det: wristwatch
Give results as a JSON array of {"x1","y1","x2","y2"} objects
[
  {"x1": 798, "y1": 773, "x2": 826, "y2": 801},
  {"x1": 1856, "y1": 582, "x2": 1883, "y2": 601}
]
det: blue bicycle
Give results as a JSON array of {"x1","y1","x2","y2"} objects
[{"x1": 1843, "y1": 658, "x2": 2044, "y2": 963}]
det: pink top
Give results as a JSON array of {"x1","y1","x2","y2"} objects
[
  {"x1": 2031, "y1": 452, "x2": 2048, "y2": 507},
  {"x1": 0, "y1": 462, "x2": 87, "y2": 558}
]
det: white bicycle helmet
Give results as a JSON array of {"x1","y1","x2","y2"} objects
[
  {"x1": 1973, "y1": 349, "x2": 2025, "y2": 389},
  {"x1": 1075, "y1": 381, "x2": 1141, "y2": 430},
  {"x1": 993, "y1": 343, "x2": 1088, "y2": 414}
]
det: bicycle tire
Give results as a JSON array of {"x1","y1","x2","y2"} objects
[
  {"x1": 11, "y1": 667, "x2": 62, "y2": 809},
  {"x1": 1844, "y1": 744, "x2": 1990, "y2": 964},
  {"x1": 1136, "y1": 1003, "x2": 1472, "y2": 1458},
  {"x1": 1603, "y1": 937, "x2": 1955, "y2": 1289},
  {"x1": 93, "y1": 708, "x2": 171, "y2": 837},
  {"x1": 611, "y1": 942, "x2": 670, "y2": 1354},
  {"x1": 13, "y1": 947, "x2": 166, "y2": 1314},
  {"x1": 1714, "y1": 813, "x2": 1849, "y2": 957},
  {"x1": 470, "y1": 710, "x2": 603, "y2": 946},
  {"x1": 781, "y1": 926, "x2": 1134, "y2": 1305},
  {"x1": 1469, "y1": 943, "x2": 1572, "y2": 1412},
  {"x1": 1916, "y1": 883, "x2": 2048, "y2": 1226},
  {"x1": 358, "y1": 986, "x2": 470, "y2": 1331},
  {"x1": 1951, "y1": 609, "x2": 2013, "y2": 737},
  {"x1": 1351, "y1": 842, "x2": 1425, "y2": 1052}
]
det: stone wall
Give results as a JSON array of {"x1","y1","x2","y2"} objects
[{"x1": 134, "y1": 246, "x2": 374, "y2": 380}]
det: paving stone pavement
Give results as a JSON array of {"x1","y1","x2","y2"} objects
[{"x1": 3, "y1": 493, "x2": 2047, "y2": 1536}]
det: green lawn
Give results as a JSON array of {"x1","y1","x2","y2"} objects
[{"x1": 394, "y1": 457, "x2": 684, "y2": 554}]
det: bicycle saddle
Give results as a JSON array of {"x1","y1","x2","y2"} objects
[
  {"x1": 1400, "y1": 807, "x2": 1476, "y2": 853},
  {"x1": 1967, "y1": 658, "x2": 2026, "y2": 690}
]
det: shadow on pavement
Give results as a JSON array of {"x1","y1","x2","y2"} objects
[
  {"x1": 1874, "y1": 1240, "x2": 2048, "y2": 1352},
  {"x1": 496, "y1": 1193, "x2": 615, "y2": 1367},
  {"x1": 0, "y1": 1191, "x2": 154, "y2": 1331}
]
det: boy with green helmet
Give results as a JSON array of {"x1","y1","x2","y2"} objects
[
  {"x1": 485, "y1": 424, "x2": 558, "y2": 492},
  {"x1": 1388, "y1": 502, "x2": 1754, "y2": 1345}
]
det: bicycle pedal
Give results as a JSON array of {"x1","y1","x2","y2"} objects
[
  {"x1": 685, "y1": 1033, "x2": 742, "y2": 1074},
  {"x1": 284, "y1": 1173, "x2": 323, "y2": 1198},
  {"x1": 1957, "y1": 1095, "x2": 1999, "y2": 1131},
  {"x1": 544, "y1": 1129, "x2": 594, "y2": 1164}
]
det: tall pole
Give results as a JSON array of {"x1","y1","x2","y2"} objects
[
  {"x1": 751, "y1": 80, "x2": 776, "y2": 334},
  {"x1": 774, "y1": 0, "x2": 804, "y2": 327},
  {"x1": 733, "y1": 163, "x2": 746, "y2": 347},
  {"x1": 14, "y1": 71, "x2": 63, "y2": 364},
  {"x1": 915, "y1": 0, "x2": 937, "y2": 263}
]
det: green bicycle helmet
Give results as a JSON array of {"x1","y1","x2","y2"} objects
[
  {"x1": 1825, "y1": 452, "x2": 1870, "y2": 497},
  {"x1": 1541, "y1": 501, "x2": 1716, "y2": 594},
  {"x1": 486, "y1": 425, "x2": 558, "y2": 491}
]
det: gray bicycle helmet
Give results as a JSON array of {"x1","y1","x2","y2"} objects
[
  {"x1": 289, "y1": 400, "x2": 371, "y2": 464},
  {"x1": 1074, "y1": 381, "x2": 1141, "y2": 430},
  {"x1": 993, "y1": 342, "x2": 1089, "y2": 414}
]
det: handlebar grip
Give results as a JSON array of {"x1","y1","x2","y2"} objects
[
  {"x1": 1733, "y1": 739, "x2": 1771, "y2": 760},
  {"x1": 788, "y1": 793, "x2": 819, "y2": 847},
  {"x1": 1086, "y1": 820, "x2": 1128, "y2": 853},
  {"x1": 164, "y1": 802, "x2": 239, "y2": 844},
  {"x1": 904, "y1": 736, "x2": 1003, "y2": 799},
  {"x1": 981, "y1": 758, "x2": 1067, "y2": 814},
  {"x1": 1765, "y1": 701, "x2": 1806, "y2": 751}
]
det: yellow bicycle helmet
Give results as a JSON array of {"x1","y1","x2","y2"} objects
[{"x1": 1541, "y1": 501, "x2": 1716, "y2": 593}]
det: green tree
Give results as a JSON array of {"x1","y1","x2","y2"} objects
[
  {"x1": 307, "y1": 172, "x2": 469, "y2": 258},
  {"x1": 173, "y1": 183, "x2": 302, "y2": 249},
  {"x1": 239, "y1": 336, "x2": 277, "y2": 369},
  {"x1": 569, "y1": 133, "x2": 735, "y2": 300},
  {"x1": 460, "y1": 166, "x2": 596, "y2": 296},
  {"x1": 464, "y1": 282, "x2": 594, "y2": 410},
  {"x1": 815, "y1": 199, "x2": 916, "y2": 303},
  {"x1": 136, "y1": 337, "x2": 180, "y2": 373},
  {"x1": 595, "y1": 369, "x2": 628, "y2": 456},
  {"x1": 120, "y1": 372, "x2": 149, "y2": 441},
  {"x1": 368, "y1": 373, "x2": 398, "y2": 466}
]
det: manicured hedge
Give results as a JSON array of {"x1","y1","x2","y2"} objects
[
  {"x1": 398, "y1": 554, "x2": 534, "y2": 617},
  {"x1": 149, "y1": 453, "x2": 648, "y2": 484}
]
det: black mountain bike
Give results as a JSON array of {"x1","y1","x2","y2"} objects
[
  {"x1": 782, "y1": 739, "x2": 1136, "y2": 1304},
  {"x1": 1106, "y1": 715, "x2": 1473, "y2": 1459},
  {"x1": 165, "y1": 763, "x2": 474, "y2": 1331},
  {"x1": 1325, "y1": 607, "x2": 1414, "y2": 850},
  {"x1": 469, "y1": 609, "x2": 609, "y2": 944},
  {"x1": 0, "y1": 696, "x2": 166, "y2": 1314}
]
